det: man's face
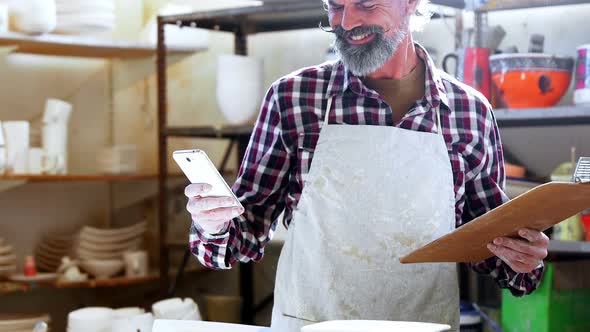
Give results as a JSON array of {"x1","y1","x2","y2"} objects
[{"x1": 327, "y1": 0, "x2": 411, "y2": 76}]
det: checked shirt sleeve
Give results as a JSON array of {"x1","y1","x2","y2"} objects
[
  {"x1": 463, "y1": 102, "x2": 544, "y2": 296},
  {"x1": 189, "y1": 83, "x2": 291, "y2": 269}
]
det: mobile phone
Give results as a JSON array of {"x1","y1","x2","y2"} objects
[{"x1": 172, "y1": 149, "x2": 243, "y2": 210}]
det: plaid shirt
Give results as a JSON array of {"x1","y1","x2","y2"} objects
[{"x1": 190, "y1": 44, "x2": 543, "y2": 296}]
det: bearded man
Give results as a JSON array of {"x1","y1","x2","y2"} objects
[{"x1": 184, "y1": 1, "x2": 549, "y2": 330}]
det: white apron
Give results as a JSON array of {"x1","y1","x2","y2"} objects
[{"x1": 270, "y1": 96, "x2": 460, "y2": 331}]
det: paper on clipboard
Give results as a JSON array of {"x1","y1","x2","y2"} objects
[{"x1": 400, "y1": 182, "x2": 590, "y2": 264}]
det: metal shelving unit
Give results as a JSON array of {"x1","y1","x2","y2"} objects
[
  {"x1": 548, "y1": 240, "x2": 590, "y2": 259},
  {"x1": 468, "y1": 0, "x2": 590, "y2": 12},
  {"x1": 156, "y1": 0, "x2": 590, "y2": 324},
  {"x1": 156, "y1": 0, "x2": 465, "y2": 324},
  {"x1": 494, "y1": 106, "x2": 590, "y2": 127},
  {"x1": 468, "y1": 1, "x2": 590, "y2": 177},
  {"x1": 469, "y1": 0, "x2": 590, "y2": 46}
]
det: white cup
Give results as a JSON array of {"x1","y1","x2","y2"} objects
[
  {"x1": 123, "y1": 250, "x2": 149, "y2": 278},
  {"x1": 44, "y1": 98, "x2": 73, "y2": 124},
  {"x1": 152, "y1": 298, "x2": 199, "y2": 320},
  {"x1": 0, "y1": 4, "x2": 8, "y2": 33},
  {"x1": 28, "y1": 148, "x2": 44, "y2": 175},
  {"x1": 11, "y1": 0, "x2": 57, "y2": 34},
  {"x1": 0, "y1": 121, "x2": 6, "y2": 175},
  {"x1": 112, "y1": 312, "x2": 153, "y2": 332},
  {"x1": 42, "y1": 123, "x2": 68, "y2": 174},
  {"x1": 114, "y1": 307, "x2": 145, "y2": 319},
  {"x1": 3, "y1": 121, "x2": 30, "y2": 174}
]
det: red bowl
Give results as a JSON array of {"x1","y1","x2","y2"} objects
[{"x1": 490, "y1": 54, "x2": 574, "y2": 108}]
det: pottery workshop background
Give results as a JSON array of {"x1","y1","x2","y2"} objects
[{"x1": 1, "y1": 0, "x2": 589, "y2": 326}]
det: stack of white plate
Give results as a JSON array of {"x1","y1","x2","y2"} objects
[
  {"x1": 0, "y1": 314, "x2": 50, "y2": 332},
  {"x1": 68, "y1": 307, "x2": 114, "y2": 332},
  {"x1": 75, "y1": 221, "x2": 146, "y2": 261},
  {"x1": 0, "y1": 238, "x2": 16, "y2": 277},
  {"x1": 35, "y1": 232, "x2": 74, "y2": 272},
  {"x1": 55, "y1": 0, "x2": 116, "y2": 35}
]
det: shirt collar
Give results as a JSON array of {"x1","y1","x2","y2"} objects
[{"x1": 326, "y1": 43, "x2": 451, "y2": 112}]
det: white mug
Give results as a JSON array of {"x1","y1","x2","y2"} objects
[
  {"x1": 123, "y1": 250, "x2": 148, "y2": 278},
  {"x1": 29, "y1": 148, "x2": 44, "y2": 175},
  {"x1": 42, "y1": 124, "x2": 68, "y2": 174},
  {"x1": 11, "y1": 0, "x2": 57, "y2": 34},
  {"x1": 0, "y1": 121, "x2": 6, "y2": 175},
  {"x1": 43, "y1": 98, "x2": 73, "y2": 124},
  {"x1": 3, "y1": 121, "x2": 30, "y2": 174},
  {"x1": 0, "y1": 4, "x2": 8, "y2": 33}
]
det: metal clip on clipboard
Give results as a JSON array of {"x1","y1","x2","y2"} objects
[{"x1": 573, "y1": 157, "x2": 590, "y2": 184}]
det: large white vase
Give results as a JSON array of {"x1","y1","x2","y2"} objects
[{"x1": 216, "y1": 54, "x2": 264, "y2": 125}]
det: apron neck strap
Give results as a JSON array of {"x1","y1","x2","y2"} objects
[{"x1": 435, "y1": 107, "x2": 443, "y2": 136}]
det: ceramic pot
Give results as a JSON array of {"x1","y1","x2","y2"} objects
[
  {"x1": 216, "y1": 54, "x2": 264, "y2": 125},
  {"x1": 443, "y1": 47, "x2": 491, "y2": 100},
  {"x1": 489, "y1": 53, "x2": 574, "y2": 108}
]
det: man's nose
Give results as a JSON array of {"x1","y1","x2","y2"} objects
[{"x1": 341, "y1": 7, "x2": 363, "y2": 31}]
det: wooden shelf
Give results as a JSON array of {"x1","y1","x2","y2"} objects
[
  {"x1": 469, "y1": 0, "x2": 590, "y2": 12},
  {"x1": 0, "y1": 174, "x2": 184, "y2": 183},
  {"x1": 160, "y1": 0, "x2": 461, "y2": 34},
  {"x1": 505, "y1": 178, "x2": 545, "y2": 198},
  {"x1": 0, "y1": 32, "x2": 206, "y2": 58},
  {"x1": 164, "y1": 125, "x2": 254, "y2": 139},
  {"x1": 548, "y1": 240, "x2": 590, "y2": 257},
  {"x1": 494, "y1": 105, "x2": 590, "y2": 128},
  {"x1": 54, "y1": 274, "x2": 159, "y2": 289},
  {"x1": 1, "y1": 268, "x2": 208, "y2": 295}
]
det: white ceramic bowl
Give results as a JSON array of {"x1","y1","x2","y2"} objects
[
  {"x1": 76, "y1": 248, "x2": 123, "y2": 260},
  {"x1": 68, "y1": 307, "x2": 114, "y2": 332},
  {"x1": 114, "y1": 307, "x2": 145, "y2": 319},
  {"x1": 301, "y1": 320, "x2": 452, "y2": 332},
  {"x1": 0, "y1": 244, "x2": 12, "y2": 255},
  {"x1": 78, "y1": 238, "x2": 142, "y2": 253},
  {"x1": 79, "y1": 228, "x2": 146, "y2": 245},
  {"x1": 80, "y1": 221, "x2": 146, "y2": 238},
  {"x1": 152, "y1": 298, "x2": 198, "y2": 319},
  {"x1": 80, "y1": 259, "x2": 124, "y2": 279},
  {"x1": 180, "y1": 308, "x2": 202, "y2": 321},
  {"x1": 112, "y1": 313, "x2": 154, "y2": 332}
]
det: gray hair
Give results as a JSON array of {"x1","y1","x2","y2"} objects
[{"x1": 322, "y1": 0, "x2": 433, "y2": 32}]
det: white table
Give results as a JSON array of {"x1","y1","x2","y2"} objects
[{"x1": 153, "y1": 320, "x2": 271, "y2": 332}]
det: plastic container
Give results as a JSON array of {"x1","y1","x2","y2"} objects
[
  {"x1": 502, "y1": 263, "x2": 590, "y2": 332},
  {"x1": 460, "y1": 302, "x2": 483, "y2": 332},
  {"x1": 582, "y1": 209, "x2": 590, "y2": 241}
]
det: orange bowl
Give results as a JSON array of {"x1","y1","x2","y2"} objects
[{"x1": 490, "y1": 54, "x2": 574, "y2": 108}]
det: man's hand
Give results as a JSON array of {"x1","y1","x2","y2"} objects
[
  {"x1": 487, "y1": 228, "x2": 549, "y2": 273},
  {"x1": 185, "y1": 183, "x2": 244, "y2": 234}
]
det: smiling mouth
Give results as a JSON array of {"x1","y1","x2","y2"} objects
[{"x1": 346, "y1": 32, "x2": 376, "y2": 45}]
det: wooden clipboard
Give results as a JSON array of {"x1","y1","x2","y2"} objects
[{"x1": 400, "y1": 182, "x2": 590, "y2": 264}]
